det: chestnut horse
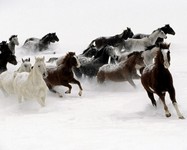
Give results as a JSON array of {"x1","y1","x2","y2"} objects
[
  {"x1": 141, "y1": 43, "x2": 184, "y2": 119},
  {"x1": 97, "y1": 51, "x2": 145, "y2": 88},
  {"x1": 44, "y1": 52, "x2": 83, "y2": 97}
]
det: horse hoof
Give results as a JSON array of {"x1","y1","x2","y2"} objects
[
  {"x1": 179, "y1": 116, "x2": 185, "y2": 119},
  {"x1": 65, "y1": 91, "x2": 70, "y2": 94},
  {"x1": 78, "y1": 92, "x2": 82, "y2": 96},
  {"x1": 166, "y1": 113, "x2": 171, "y2": 118},
  {"x1": 58, "y1": 93, "x2": 63, "y2": 97}
]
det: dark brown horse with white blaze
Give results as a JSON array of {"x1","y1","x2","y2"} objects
[
  {"x1": 141, "y1": 43, "x2": 184, "y2": 119},
  {"x1": 44, "y1": 52, "x2": 83, "y2": 97}
]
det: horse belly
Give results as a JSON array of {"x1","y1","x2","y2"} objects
[
  {"x1": 0, "y1": 71, "x2": 15, "y2": 95},
  {"x1": 105, "y1": 70, "x2": 127, "y2": 82},
  {"x1": 13, "y1": 73, "x2": 30, "y2": 97}
]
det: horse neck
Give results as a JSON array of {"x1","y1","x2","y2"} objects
[
  {"x1": 29, "y1": 66, "x2": 43, "y2": 83},
  {"x1": 121, "y1": 31, "x2": 128, "y2": 39},
  {"x1": 40, "y1": 36, "x2": 50, "y2": 44},
  {"x1": 124, "y1": 55, "x2": 136, "y2": 69},
  {"x1": 8, "y1": 41, "x2": 15, "y2": 52},
  {"x1": 99, "y1": 50, "x2": 110, "y2": 63},
  {"x1": 148, "y1": 31, "x2": 160, "y2": 44},
  {"x1": 159, "y1": 26, "x2": 167, "y2": 34},
  {"x1": 154, "y1": 51, "x2": 166, "y2": 70}
]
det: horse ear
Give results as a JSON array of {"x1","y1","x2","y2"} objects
[
  {"x1": 22, "y1": 58, "x2": 24, "y2": 63},
  {"x1": 28, "y1": 58, "x2": 30, "y2": 62},
  {"x1": 168, "y1": 43, "x2": 171, "y2": 48},
  {"x1": 42, "y1": 56, "x2": 45, "y2": 61}
]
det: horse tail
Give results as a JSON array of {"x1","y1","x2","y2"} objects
[{"x1": 97, "y1": 70, "x2": 105, "y2": 84}]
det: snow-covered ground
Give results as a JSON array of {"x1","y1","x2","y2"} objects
[{"x1": 1, "y1": 0, "x2": 187, "y2": 150}]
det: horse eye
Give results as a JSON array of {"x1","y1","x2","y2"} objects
[{"x1": 38, "y1": 65, "x2": 40, "y2": 68}]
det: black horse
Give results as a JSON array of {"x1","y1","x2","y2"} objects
[
  {"x1": 87, "y1": 27, "x2": 134, "y2": 50},
  {"x1": 23, "y1": 32, "x2": 59, "y2": 52},
  {"x1": 132, "y1": 24, "x2": 175, "y2": 44},
  {"x1": 73, "y1": 46, "x2": 118, "y2": 78},
  {"x1": 0, "y1": 41, "x2": 17, "y2": 73}
]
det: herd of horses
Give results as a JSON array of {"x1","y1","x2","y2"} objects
[{"x1": 0, "y1": 24, "x2": 185, "y2": 119}]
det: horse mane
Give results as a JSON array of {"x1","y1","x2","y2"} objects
[
  {"x1": 159, "y1": 42, "x2": 170, "y2": 49},
  {"x1": 60, "y1": 52, "x2": 75, "y2": 65},
  {"x1": 127, "y1": 51, "x2": 143, "y2": 58},
  {"x1": 9, "y1": 35, "x2": 17, "y2": 41}
]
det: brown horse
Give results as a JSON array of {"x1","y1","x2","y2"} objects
[
  {"x1": 44, "y1": 52, "x2": 83, "y2": 97},
  {"x1": 97, "y1": 51, "x2": 145, "y2": 88},
  {"x1": 141, "y1": 43, "x2": 184, "y2": 119}
]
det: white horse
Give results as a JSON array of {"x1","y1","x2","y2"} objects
[
  {"x1": 13, "y1": 57, "x2": 48, "y2": 107},
  {"x1": 17, "y1": 58, "x2": 32, "y2": 73},
  {"x1": 0, "y1": 58, "x2": 32, "y2": 96},
  {"x1": 122, "y1": 29, "x2": 167, "y2": 52}
]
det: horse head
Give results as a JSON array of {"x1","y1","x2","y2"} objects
[
  {"x1": 8, "y1": 54, "x2": 17, "y2": 65},
  {"x1": 20, "y1": 58, "x2": 32, "y2": 72},
  {"x1": 9, "y1": 35, "x2": 19, "y2": 46},
  {"x1": 50, "y1": 33, "x2": 59, "y2": 43},
  {"x1": 127, "y1": 51, "x2": 145, "y2": 69},
  {"x1": 121, "y1": 27, "x2": 134, "y2": 39},
  {"x1": 155, "y1": 43, "x2": 171, "y2": 69},
  {"x1": 68, "y1": 52, "x2": 80, "y2": 68},
  {"x1": 157, "y1": 29, "x2": 167, "y2": 39},
  {"x1": 164, "y1": 24, "x2": 175, "y2": 35},
  {"x1": 34, "y1": 57, "x2": 48, "y2": 78},
  {"x1": 105, "y1": 46, "x2": 118, "y2": 61}
]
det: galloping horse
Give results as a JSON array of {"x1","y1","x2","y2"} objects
[
  {"x1": 88, "y1": 27, "x2": 134, "y2": 50},
  {"x1": 17, "y1": 58, "x2": 32, "y2": 73},
  {"x1": 121, "y1": 29, "x2": 167, "y2": 52},
  {"x1": 13, "y1": 57, "x2": 48, "y2": 107},
  {"x1": 133, "y1": 24, "x2": 175, "y2": 44},
  {"x1": 97, "y1": 51, "x2": 145, "y2": 88},
  {"x1": 0, "y1": 41, "x2": 17, "y2": 73},
  {"x1": 23, "y1": 33, "x2": 59, "y2": 52},
  {"x1": 7, "y1": 35, "x2": 19, "y2": 54},
  {"x1": 141, "y1": 43, "x2": 184, "y2": 119},
  {"x1": 44, "y1": 52, "x2": 83, "y2": 97},
  {"x1": 74, "y1": 46, "x2": 118, "y2": 78},
  {"x1": 0, "y1": 58, "x2": 32, "y2": 96}
]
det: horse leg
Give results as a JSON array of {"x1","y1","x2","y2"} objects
[
  {"x1": 146, "y1": 91, "x2": 157, "y2": 107},
  {"x1": 97, "y1": 71, "x2": 105, "y2": 84},
  {"x1": 70, "y1": 78, "x2": 83, "y2": 96},
  {"x1": 61, "y1": 83, "x2": 72, "y2": 94},
  {"x1": 18, "y1": 95, "x2": 23, "y2": 103},
  {"x1": 127, "y1": 78, "x2": 136, "y2": 88},
  {"x1": 48, "y1": 84, "x2": 63, "y2": 97},
  {"x1": 37, "y1": 89, "x2": 46, "y2": 107},
  {"x1": 168, "y1": 87, "x2": 185, "y2": 119},
  {"x1": 0, "y1": 87, "x2": 9, "y2": 97},
  {"x1": 158, "y1": 93, "x2": 171, "y2": 118}
]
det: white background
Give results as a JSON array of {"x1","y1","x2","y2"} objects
[{"x1": 0, "y1": 0, "x2": 187, "y2": 150}]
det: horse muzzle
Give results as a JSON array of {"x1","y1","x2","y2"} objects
[{"x1": 43, "y1": 72, "x2": 48, "y2": 78}]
